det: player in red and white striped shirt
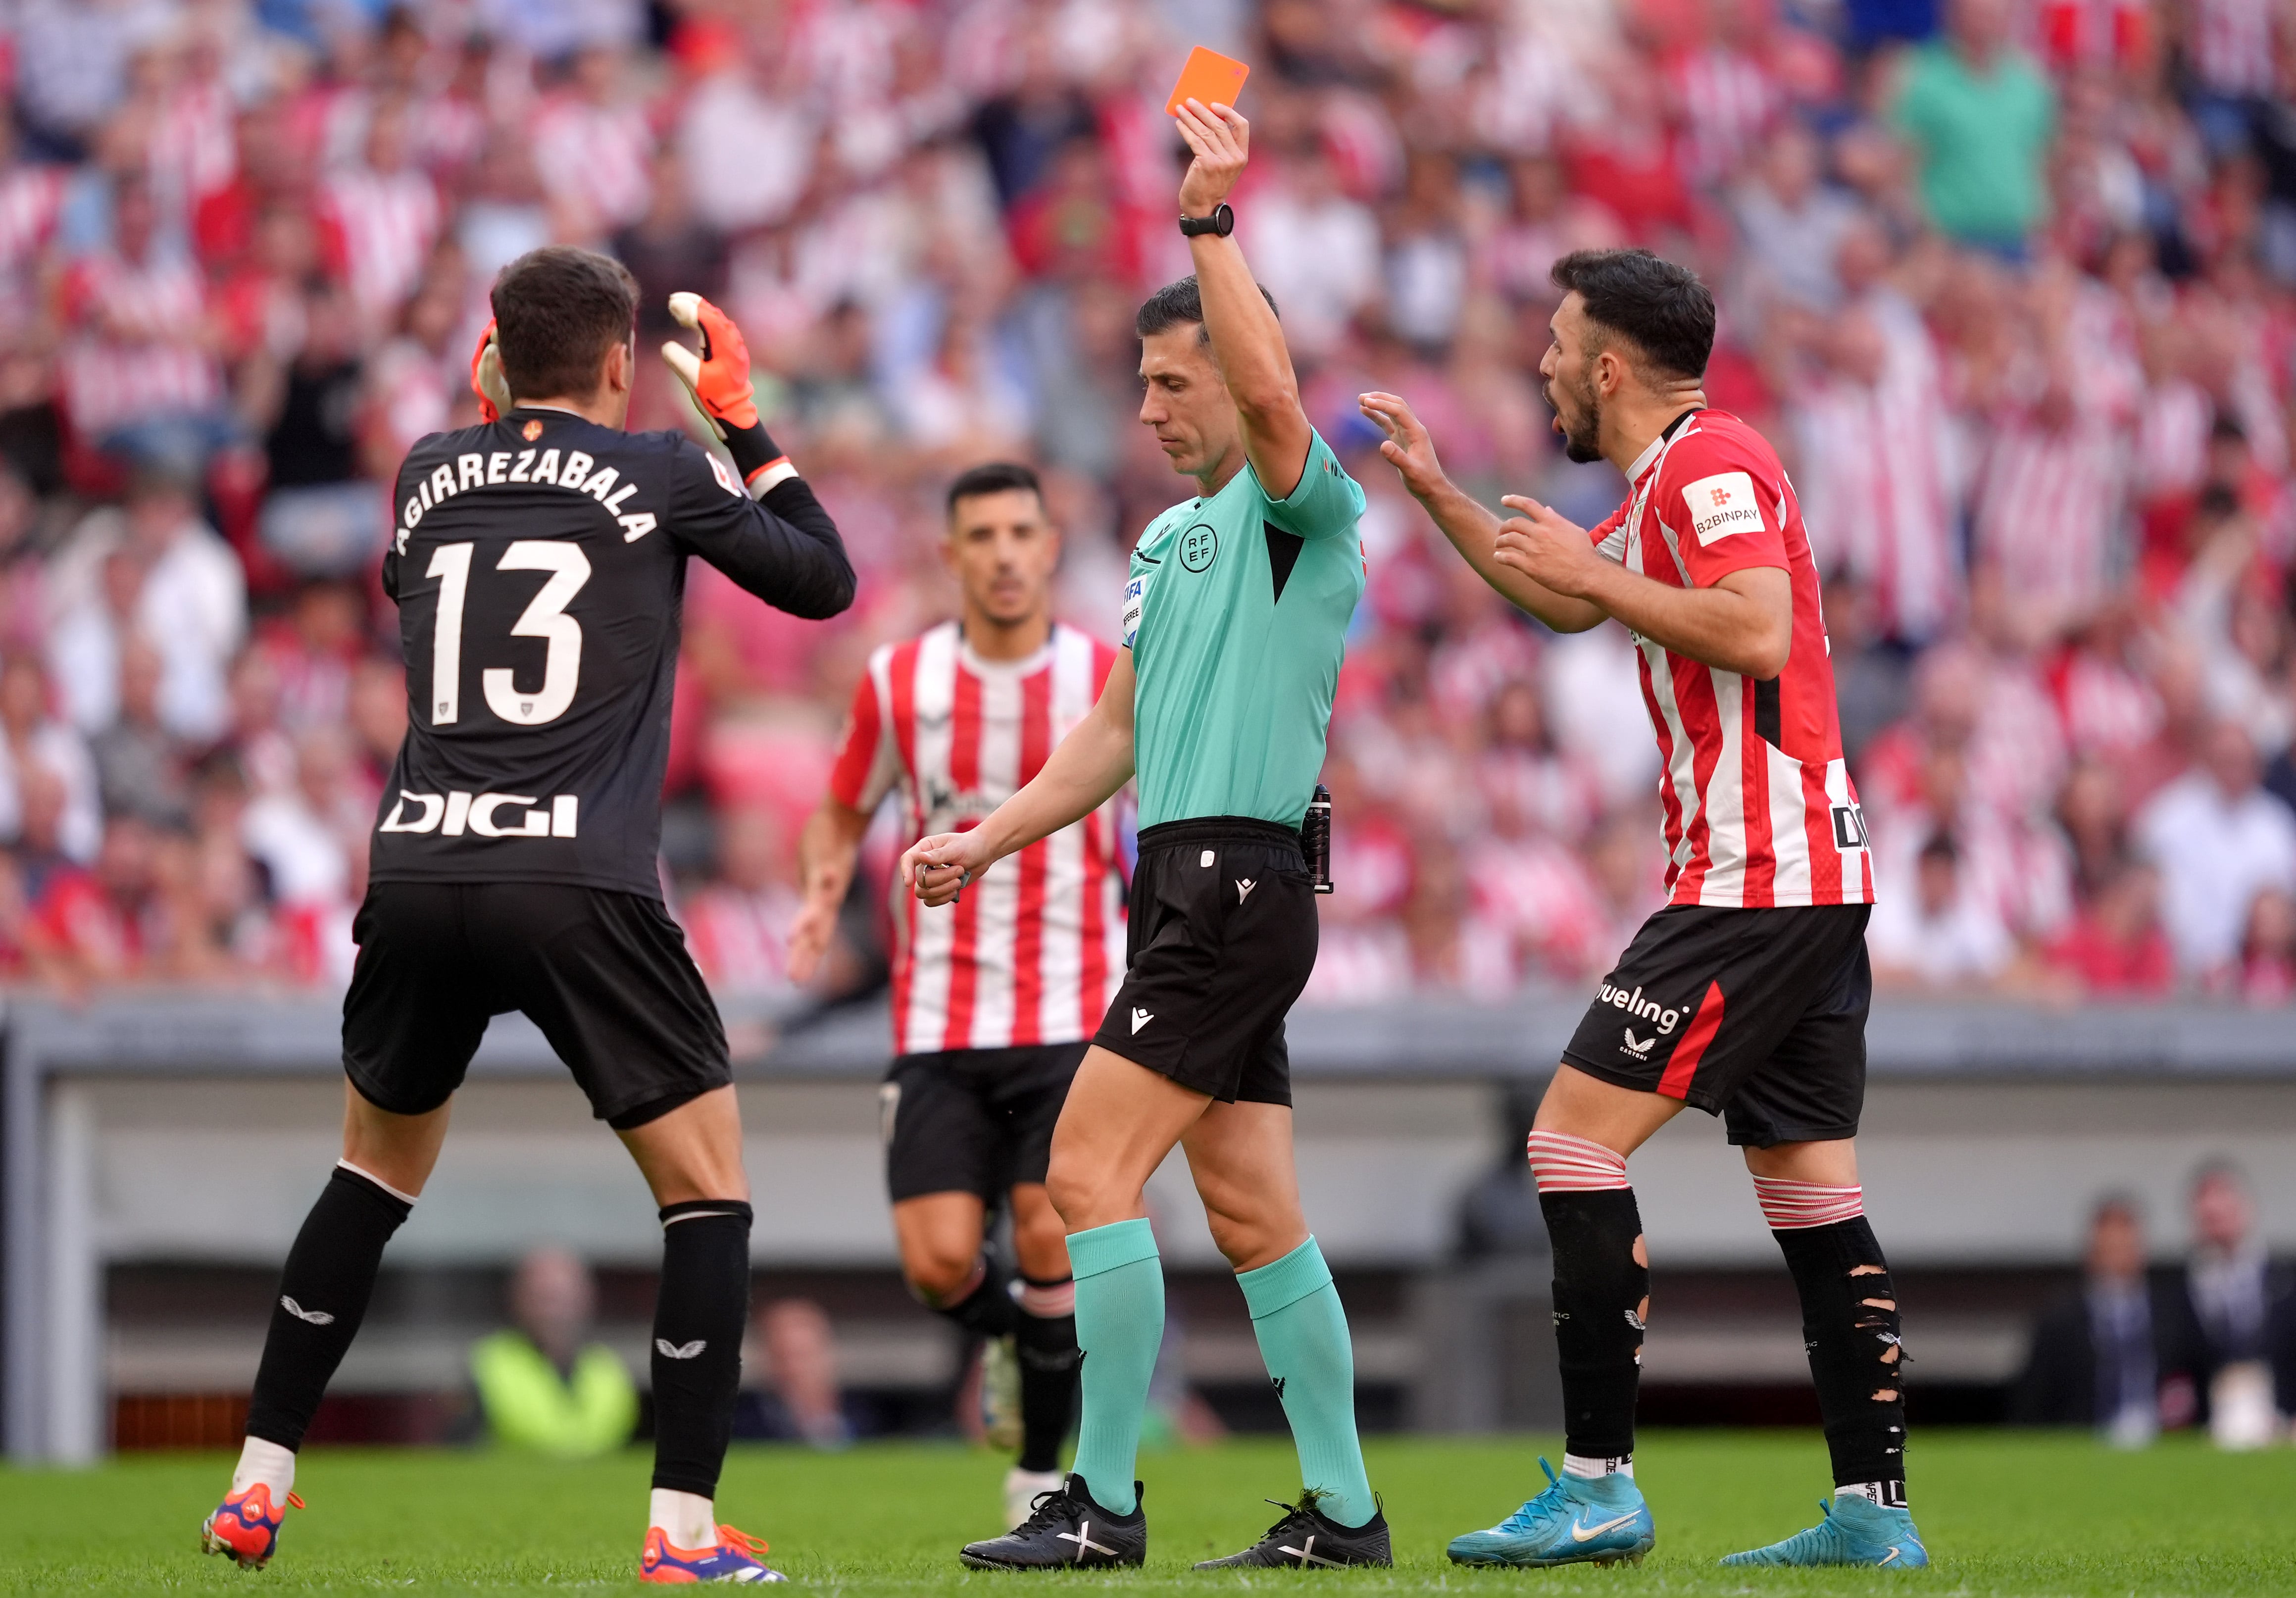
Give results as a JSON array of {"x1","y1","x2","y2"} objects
[
  {"x1": 1363, "y1": 250, "x2": 1922, "y2": 1572},
  {"x1": 786, "y1": 461, "x2": 1121, "y2": 1530}
]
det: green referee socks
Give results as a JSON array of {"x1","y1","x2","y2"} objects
[
  {"x1": 1240, "y1": 1237, "x2": 1376, "y2": 1529},
  {"x1": 1066, "y1": 1218, "x2": 1163, "y2": 1515}
]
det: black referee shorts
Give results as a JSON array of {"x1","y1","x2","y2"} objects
[
  {"x1": 1088, "y1": 816, "x2": 1318, "y2": 1105},
  {"x1": 342, "y1": 880, "x2": 731, "y2": 1129}
]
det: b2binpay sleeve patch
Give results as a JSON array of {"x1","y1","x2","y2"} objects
[{"x1": 1683, "y1": 471, "x2": 1766, "y2": 546}]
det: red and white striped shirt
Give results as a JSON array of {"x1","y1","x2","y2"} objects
[
  {"x1": 321, "y1": 165, "x2": 441, "y2": 317},
  {"x1": 829, "y1": 621, "x2": 1127, "y2": 1056},
  {"x1": 532, "y1": 93, "x2": 657, "y2": 234},
  {"x1": 58, "y1": 250, "x2": 223, "y2": 437},
  {"x1": 1591, "y1": 409, "x2": 1875, "y2": 908}
]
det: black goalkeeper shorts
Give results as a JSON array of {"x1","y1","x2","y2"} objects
[
  {"x1": 342, "y1": 880, "x2": 731, "y2": 1129},
  {"x1": 1561, "y1": 901, "x2": 1872, "y2": 1148},
  {"x1": 881, "y1": 1042, "x2": 1087, "y2": 1203},
  {"x1": 1088, "y1": 816, "x2": 1317, "y2": 1106}
]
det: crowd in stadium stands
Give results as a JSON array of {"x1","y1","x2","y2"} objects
[{"x1": 4, "y1": 0, "x2": 2296, "y2": 1004}]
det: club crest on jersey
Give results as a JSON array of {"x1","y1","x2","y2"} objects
[
  {"x1": 1684, "y1": 471, "x2": 1763, "y2": 546},
  {"x1": 522, "y1": 418, "x2": 544, "y2": 442},
  {"x1": 1179, "y1": 522, "x2": 1218, "y2": 572}
]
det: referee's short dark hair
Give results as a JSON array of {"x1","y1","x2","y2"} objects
[
  {"x1": 1136, "y1": 275, "x2": 1280, "y2": 343},
  {"x1": 1550, "y1": 249, "x2": 1715, "y2": 383},
  {"x1": 491, "y1": 246, "x2": 639, "y2": 402},
  {"x1": 946, "y1": 461, "x2": 1042, "y2": 519}
]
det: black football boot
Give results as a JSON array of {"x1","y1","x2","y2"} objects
[
  {"x1": 1195, "y1": 1493, "x2": 1393, "y2": 1570},
  {"x1": 959, "y1": 1473, "x2": 1146, "y2": 1570}
]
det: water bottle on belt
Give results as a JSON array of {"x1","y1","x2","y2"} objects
[{"x1": 1301, "y1": 783, "x2": 1334, "y2": 894}]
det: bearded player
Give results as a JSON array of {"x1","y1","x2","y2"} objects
[
  {"x1": 1361, "y1": 249, "x2": 1926, "y2": 1571},
  {"x1": 200, "y1": 249, "x2": 852, "y2": 1582},
  {"x1": 785, "y1": 461, "x2": 1120, "y2": 1532},
  {"x1": 903, "y1": 99, "x2": 1390, "y2": 1571}
]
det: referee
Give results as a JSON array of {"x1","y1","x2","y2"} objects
[
  {"x1": 903, "y1": 100, "x2": 1387, "y2": 1571},
  {"x1": 200, "y1": 247, "x2": 851, "y2": 1583}
]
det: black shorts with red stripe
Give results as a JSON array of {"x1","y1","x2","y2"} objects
[{"x1": 1560, "y1": 902, "x2": 1872, "y2": 1148}]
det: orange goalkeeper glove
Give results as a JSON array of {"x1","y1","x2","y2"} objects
[
  {"x1": 662, "y1": 293, "x2": 794, "y2": 493},
  {"x1": 469, "y1": 318, "x2": 511, "y2": 423}
]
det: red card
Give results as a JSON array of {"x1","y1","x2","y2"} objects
[{"x1": 1165, "y1": 46, "x2": 1249, "y2": 117}]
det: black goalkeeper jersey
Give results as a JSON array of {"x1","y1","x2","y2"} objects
[{"x1": 371, "y1": 405, "x2": 853, "y2": 898}]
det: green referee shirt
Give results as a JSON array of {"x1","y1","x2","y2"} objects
[{"x1": 1122, "y1": 428, "x2": 1366, "y2": 831}]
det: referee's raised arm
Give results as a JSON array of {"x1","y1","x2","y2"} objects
[{"x1": 1172, "y1": 99, "x2": 1313, "y2": 499}]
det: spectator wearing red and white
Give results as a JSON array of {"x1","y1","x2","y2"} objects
[
  {"x1": 1790, "y1": 303, "x2": 1960, "y2": 643},
  {"x1": 366, "y1": 275, "x2": 465, "y2": 461},
  {"x1": 2185, "y1": 0, "x2": 2279, "y2": 101},
  {"x1": 1867, "y1": 830, "x2": 2017, "y2": 991},
  {"x1": 142, "y1": 29, "x2": 239, "y2": 228},
  {"x1": 55, "y1": 177, "x2": 225, "y2": 451},
  {"x1": 1473, "y1": 680, "x2": 1606, "y2": 846},
  {"x1": 1476, "y1": 154, "x2": 1629, "y2": 306},
  {"x1": 2223, "y1": 887, "x2": 2296, "y2": 1005},
  {"x1": 30, "y1": 813, "x2": 165, "y2": 987},
  {"x1": 682, "y1": 806, "x2": 804, "y2": 994},
  {"x1": 1870, "y1": 738, "x2": 2073, "y2": 943},
  {"x1": 321, "y1": 98, "x2": 442, "y2": 321},
  {"x1": 1464, "y1": 786, "x2": 1610, "y2": 979},
  {"x1": 2036, "y1": 0, "x2": 2151, "y2": 74},
  {"x1": 2135, "y1": 719, "x2": 2296, "y2": 975},
  {"x1": 1968, "y1": 272, "x2": 2143, "y2": 630},
  {"x1": 2043, "y1": 607, "x2": 2165, "y2": 765},
  {"x1": 2044, "y1": 857, "x2": 2176, "y2": 997},
  {"x1": 532, "y1": 47, "x2": 658, "y2": 243},
  {"x1": 0, "y1": 656, "x2": 102, "y2": 864},
  {"x1": 0, "y1": 118, "x2": 68, "y2": 333},
  {"x1": 1664, "y1": 0, "x2": 1780, "y2": 190}
]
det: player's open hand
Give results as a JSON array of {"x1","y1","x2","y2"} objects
[
  {"x1": 1175, "y1": 99, "x2": 1248, "y2": 217},
  {"x1": 901, "y1": 832, "x2": 988, "y2": 909},
  {"x1": 1494, "y1": 495, "x2": 1604, "y2": 598},
  {"x1": 1358, "y1": 391, "x2": 1449, "y2": 500},
  {"x1": 784, "y1": 891, "x2": 839, "y2": 985}
]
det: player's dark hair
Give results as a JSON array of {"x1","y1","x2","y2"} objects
[
  {"x1": 1549, "y1": 249, "x2": 1715, "y2": 383},
  {"x1": 491, "y1": 246, "x2": 639, "y2": 402},
  {"x1": 1135, "y1": 275, "x2": 1280, "y2": 343},
  {"x1": 946, "y1": 460, "x2": 1043, "y2": 519}
]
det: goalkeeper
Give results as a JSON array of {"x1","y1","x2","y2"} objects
[{"x1": 200, "y1": 246, "x2": 850, "y2": 1585}]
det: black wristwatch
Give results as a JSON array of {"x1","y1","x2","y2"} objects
[{"x1": 1179, "y1": 203, "x2": 1234, "y2": 238}]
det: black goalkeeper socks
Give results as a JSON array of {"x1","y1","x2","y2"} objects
[
  {"x1": 651, "y1": 1200, "x2": 753, "y2": 1497},
  {"x1": 1013, "y1": 1276, "x2": 1080, "y2": 1472},
  {"x1": 1773, "y1": 1215, "x2": 1908, "y2": 1491},
  {"x1": 245, "y1": 1163, "x2": 413, "y2": 1450},
  {"x1": 1541, "y1": 1188, "x2": 1649, "y2": 1461}
]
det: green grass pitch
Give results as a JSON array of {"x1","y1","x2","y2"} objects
[{"x1": 5, "y1": 1431, "x2": 2293, "y2": 1595}]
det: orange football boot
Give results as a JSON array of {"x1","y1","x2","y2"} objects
[
  {"x1": 640, "y1": 1524, "x2": 786, "y2": 1583},
  {"x1": 201, "y1": 1482, "x2": 305, "y2": 1568}
]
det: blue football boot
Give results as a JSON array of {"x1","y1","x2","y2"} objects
[
  {"x1": 1446, "y1": 1457, "x2": 1654, "y2": 1568},
  {"x1": 1720, "y1": 1494, "x2": 1929, "y2": 1568}
]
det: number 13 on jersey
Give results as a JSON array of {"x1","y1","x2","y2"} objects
[{"x1": 425, "y1": 540, "x2": 592, "y2": 727}]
